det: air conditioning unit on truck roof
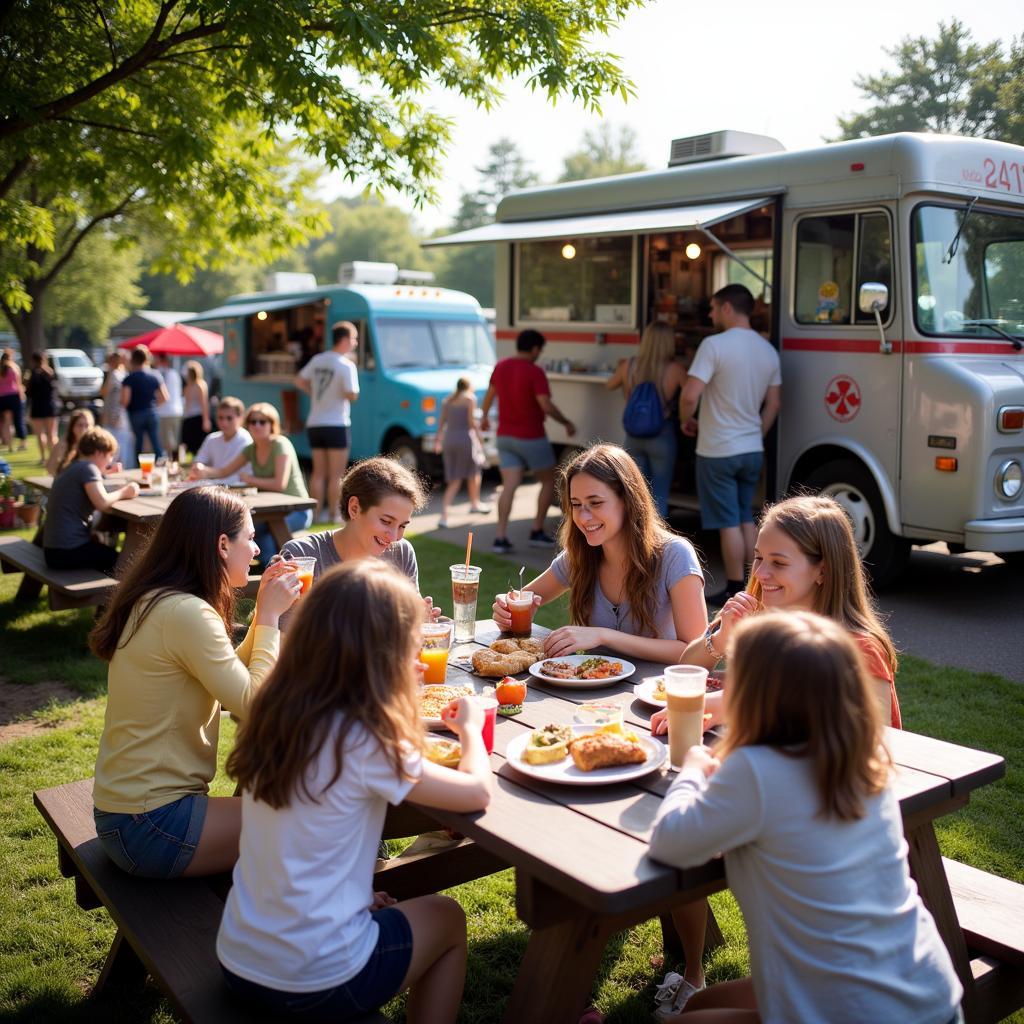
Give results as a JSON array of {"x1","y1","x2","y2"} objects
[
  {"x1": 668, "y1": 130, "x2": 785, "y2": 167},
  {"x1": 338, "y1": 261, "x2": 435, "y2": 286}
]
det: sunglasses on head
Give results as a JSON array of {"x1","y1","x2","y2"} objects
[{"x1": 247, "y1": 417, "x2": 270, "y2": 426}]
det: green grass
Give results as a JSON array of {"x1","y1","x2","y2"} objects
[{"x1": 0, "y1": 533, "x2": 1020, "y2": 1021}]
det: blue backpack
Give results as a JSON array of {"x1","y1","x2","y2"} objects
[{"x1": 622, "y1": 363, "x2": 664, "y2": 438}]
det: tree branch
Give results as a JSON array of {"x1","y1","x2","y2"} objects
[
  {"x1": 38, "y1": 193, "x2": 137, "y2": 287},
  {"x1": 0, "y1": 153, "x2": 31, "y2": 199},
  {"x1": 54, "y1": 115, "x2": 163, "y2": 141},
  {"x1": 92, "y1": 0, "x2": 118, "y2": 65}
]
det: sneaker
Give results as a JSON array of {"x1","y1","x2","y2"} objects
[
  {"x1": 492, "y1": 537, "x2": 514, "y2": 553},
  {"x1": 528, "y1": 529, "x2": 556, "y2": 548},
  {"x1": 470, "y1": 504, "x2": 493, "y2": 514},
  {"x1": 653, "y1": 972, "x2": 705, "y2": 1021},
  {"x1": 437, "y1": 518, "x2": 449, "y2": 529}
]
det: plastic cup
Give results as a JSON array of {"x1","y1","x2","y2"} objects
[
  {"x1": 288, "y1": 556, "x2": 317, "y2": 595},
  {"x1": 506, "y1": 590, "x2": 535, "y2": 637},
  {"x1": 664, "y1": 665, "x2": 708, "y2": 769},
  {"x1": 138, "y1": 453, "x2": 155, "y2": 484},
  {"x1": 419, "y1": 621, "x2": 453, "y2": 684},
  {"x1": 474, "y1": 695, "x2": 499, "y2": 754},
  {"x1": 450, "y1": 564, "x2": 482, "y2": 643}
]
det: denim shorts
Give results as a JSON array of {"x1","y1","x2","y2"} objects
[
  {"x1": 307, "y1": 425, "x2": 350, "y2": 450},
  {"x1": 93, "y1": 794, "x2": 207, "y2": 879},
  {"x1": 696, "y1": 451, "x2": 763, "y2": 529},
  {"x1": 221, "y1": 906, "x2": 414, "y2": 1022},
  {"x1": 497, "y1": 435, "x2": 555, "y2": 471}
]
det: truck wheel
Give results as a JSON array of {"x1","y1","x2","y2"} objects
[
  {"x1": 385, "y1": 433, "x2": 422, "y2": 475},
  {"x1": 802, "y1": 459, "x2": 910, "y2": 588}
]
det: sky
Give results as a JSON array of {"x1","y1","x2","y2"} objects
[{"x1": 322, "y1": 0, "x2": 1021, "y2": 233}]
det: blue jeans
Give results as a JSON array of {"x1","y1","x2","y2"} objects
[
  {"x1": 220, "y1": 906, "x2": 413, "y2": 1022},
  {"x1": 255, "y1": 508, "x2": 313, "y2": 567},
  {"x1": 94, "y1": 794, "x2": 207, "y2": 878},
  {"x1": 129, "y1": 408, "x2": 163, "y2": 461},
  {"x1": 625, "y1": 419, "x2": 678, "y2": 518},
  {"x1": 696, "y1": 451, "x2": 763, "y2": 530}
]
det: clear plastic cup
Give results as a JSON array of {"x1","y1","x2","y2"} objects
[
  {"x1": 506, "y1": 590, "x2": 535, "y2": 637},
  {"x1": 450, "y1": 564, "x2": 482, "y2": 643},
  {"x1": 664, "y1": 665, "x2": 708, "y2": 769},
  {"x1": 419, "y1": 621, "x2": 453, "y2": 684},
  {"x1": 288, "y1": 556, "x2": 317, "y2": 595}
]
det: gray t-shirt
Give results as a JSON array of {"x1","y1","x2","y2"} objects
[
  {"x1": 549, "y1": 534, "x2": 703, "y2": 638},
  {"x1": 277, "y1": 531, "x2": 419, "y2": 632},
  {"x1": 650, "y1": 747, "x2": 962, "y2": 1024},
  {"x1": 43, "y1": 460, "x2": 103, "y2": 550}
]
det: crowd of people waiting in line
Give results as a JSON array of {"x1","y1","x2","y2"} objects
[{"x1": 67, "y1": 432, "x2": 963, "y2": 1024}]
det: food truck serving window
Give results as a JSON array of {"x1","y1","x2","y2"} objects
[
  {"x1": 516, "y1": 235, "x2": 634, "y2": 326},
  {"x1": 912, "y1": 204, "x2": 1024, "y2": 337},
  {"x1": 794, "y1": 212, "x2": 892, "y2": 326}
]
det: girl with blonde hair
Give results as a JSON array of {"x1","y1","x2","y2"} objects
[
  {"x1": 218, "y1": 560, "x2": 492, "y2": 1023},
  {"x1": 181, "y1": 360, "x2": 211, "y2": 454},
  {"x1": 493, "y1": 443, "x2": 707, "y2": 664},
  {"x1": 606, "y1": 322, "x2": 687, "y2": 516},
  {"x1": 649, "y1": 611, "x2": 961, "y2": 1024}
]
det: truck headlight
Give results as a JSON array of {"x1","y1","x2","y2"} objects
[{"x1": 995, "y1": 459, "x2": 1022, "y2": 500}]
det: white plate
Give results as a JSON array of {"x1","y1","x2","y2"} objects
[
  {"x1": 505, "y1": 724, "x2": 665, "y2": 786},
  {"x1": 528, "y1": 655, "x2": 636, "y2": 688},
  {"x1": 634, "y1": 678, "x2": 667, "y2": 708}
]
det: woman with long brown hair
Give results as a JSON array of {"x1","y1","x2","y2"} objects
[
  {"x1": 217, "y1": 560, "x2": 492, "y2": 1023},
  {"x1": 649, "y1": 612, "x2": 961, "y2": 1024},
  {"x1": 47, "y1": 406, "x2": 95, "y2": 475},
  {"x1": 89, "y1": 486, "x2": 301, "y2": 879},
  {"x1": 493, "y1": 443, "x2": 707, "y2": 663}
]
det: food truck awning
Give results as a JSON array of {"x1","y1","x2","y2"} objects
[
  {"x1": 187, "y1": 296, "x2": 321, "y2": 322},
  {"x1": 423, "y1": 196, "x2": 773, "y2": 246}
]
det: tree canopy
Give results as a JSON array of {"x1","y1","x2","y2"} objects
[
  {"x1": 558, "y1": 123, "x2": 648, "y2": 181},
  {"x1": 0, "y1": 0, "x2": 645, "y2": 350},
  {"x1": 835, "y1": 20, "x2": 1024, "y2": 144}
]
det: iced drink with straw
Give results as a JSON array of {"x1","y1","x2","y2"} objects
[
  {"x1": 506, "y1": 590, "x2": 535, "y2": 637},
  {"x1": 450, "y1": 564, "x2": 481, "y2": 643}
]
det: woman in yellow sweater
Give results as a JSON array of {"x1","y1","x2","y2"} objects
[{"x1": 89, "y1": 486, "x2": 301, "y2": 879}]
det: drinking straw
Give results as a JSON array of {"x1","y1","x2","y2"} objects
[
  {"x1": 518, "y1": 565, "x2": 526, "y2": 600},
  {"x1": 464, "y1": 531, "x2": 473, "y2": 569}
]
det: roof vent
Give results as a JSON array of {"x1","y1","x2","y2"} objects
[
  {"x1": 263, "y1": 271, "x2": 317, "y2": 293},
  {"x1": 668, "y1": 130, "x2": 784, "y2": 167},
  {"x1": 338, "y1": 261, "x2": 398, "y2": 285}
]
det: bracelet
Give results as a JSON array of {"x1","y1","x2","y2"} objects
[{"x1": 703, "y1": 623, "x2": 725, "y2": 661}]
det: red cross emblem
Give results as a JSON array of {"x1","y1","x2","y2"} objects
[{"x1": 825, "y1": 375, "x2": 861, "y2": 422}]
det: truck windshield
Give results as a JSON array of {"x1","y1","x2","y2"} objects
[
  {"x1": 913, "y1": 204, "x2": 1024, "y2": 338},
  {"x1": 375, "y1": 319, "x2": 495, "y2": 369},
  {"x1": 53, "y1": 353, "x2": 92, "y2": 368}
]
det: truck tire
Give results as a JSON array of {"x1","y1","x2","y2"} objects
[
  {"x1": 802, "y1": 458, "x2": 910, "y2": 588},
  {"x1": 385, "y1": 432, "x2": 422, "y2": 475}
]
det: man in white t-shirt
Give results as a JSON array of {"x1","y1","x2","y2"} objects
[
  {"x1": 679, "y1": 284, "x2": 782, "y2": 605},
  {"x1": 154, "y1": 353, "x2": 184, "y2": 456},
  {"x1": 294, "y1": 321, "x2": 360, "y2": 523},
  {"x1": 191, "y1": 396, "x2": 252, "y2": 485}
]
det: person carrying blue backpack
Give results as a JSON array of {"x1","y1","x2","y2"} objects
[{"x1": 606, "y1": 322, "x2": 687, "y2": 517}]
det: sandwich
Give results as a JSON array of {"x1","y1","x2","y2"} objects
[{"x1": 569, "y1": 724, "x2": 647, "y2": 772}]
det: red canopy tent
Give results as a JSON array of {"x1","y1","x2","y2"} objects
[{"x1": 118, "y1": 323, "x2": 224, "y2": 357}]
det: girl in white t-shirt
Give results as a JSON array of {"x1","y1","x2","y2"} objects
[
  {"x1": 217, "y1": 560, "x2": 493, "y2": 1023},
  {"x1": 649, "y1": 611, "x2": 961, "y2": 1024}
]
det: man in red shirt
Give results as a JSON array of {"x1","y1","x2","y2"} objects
[{"x1": 480, "y1": 329, "x2": 576, "y2": 552}]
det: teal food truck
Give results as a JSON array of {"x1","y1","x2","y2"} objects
[{"x1": 189, "y1": 264, "x2": 495, "y2": 472}]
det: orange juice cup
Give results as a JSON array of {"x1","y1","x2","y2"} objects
[
  {"x1": 289, "y1": 557, "x2": 316, "y2": 595},
  {"x1": 138, "y1": 453, "x2": 155, "y2": 484},
  {"x1": 419, "y1": 622, "x2": 453, "y2": 684},
  {"x1": 506, "y1": 590, "x2": 535, "y2": 637}
]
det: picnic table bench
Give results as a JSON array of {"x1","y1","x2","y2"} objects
[{"x1": 0, "y1": 535, "x2": 117, "y2": 610}]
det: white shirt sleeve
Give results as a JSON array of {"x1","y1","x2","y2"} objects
[
  {"x1": 649, "y1": 749, "x2": 765, "y2": 868},
  {"x1": 356, "y1": 735, "x2": 422, "y2": 805},
  {"x1": 343, "y1": 357, "x2": 359, "y2": 395},
  {"x1": 686, "y1": 337, "x2": 717, "y2": 385}
]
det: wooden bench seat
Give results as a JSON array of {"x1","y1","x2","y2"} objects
[
  {"x1": 945, "y1": 856, "x2": 1024, "y2": 1023},
  {"x1": 0, "y1": 536, "x2": 117, "y2": 610}
]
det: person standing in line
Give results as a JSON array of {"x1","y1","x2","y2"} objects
[
  {"x1": 479, "y1": 329, "x2": 576, "y2": 553},
  {"x1": 434, "y1": 377, "x2": 490, "y2": 528},
  {"x1": 25, "y1": 352, "x2": 60, "y2": 466},
  {"x1": 121, "y1": 345, "x2": 168, "y2": 461},
  {"x1": 181, "y1": 361, "x2": 212, "y2": 455},
  {"x1": 101, "y1": 351, "x2": 134, "y2": 470},
  {"x1": 154, "y1": 352, "x2": 184, "y2": 457},
  {"x1": 606, "y1": 322, "x2": 688, "y2": 518},
  {"x1": 678, "y1": 284, "x2": 781, "y2": 606},
  {"x1": 294, "y1": 321, "x2": 359, "y2": 524},
  {"x1": 0, "y1": 349, "x2": 26, "y2": 453},
  {"x1": 190, "y1": 397, "x2": 252, "y2": 485}
]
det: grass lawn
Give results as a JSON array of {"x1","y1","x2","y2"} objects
[{"x1": 0, "y1": 523, "x2": 1021, "y2": 1021}]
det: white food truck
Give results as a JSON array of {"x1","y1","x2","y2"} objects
[{"x1": 428, "y1": 130, "x2": 1024, "y2": 584}]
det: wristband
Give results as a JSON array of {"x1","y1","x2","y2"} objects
[{"x1": 703, "y1": 623, "x2": 725, "y2": 661}]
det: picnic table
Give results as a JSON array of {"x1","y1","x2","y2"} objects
[
  {"x1": 410, "y1": 619, "x2": 1009, "y2": 1024},
  {"x1": 25, "y1": 472, "x2": 314, "y2": 571}
]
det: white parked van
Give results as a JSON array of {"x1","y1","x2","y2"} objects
[
  {"x1": 429, "y1": 131, "x2": 1024, "y2": 583},
  {"x1": 45, "y1": 348, "x2": 103, "y2": 407}
]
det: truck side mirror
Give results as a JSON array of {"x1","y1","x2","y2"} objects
[{"x1": 858, "y1": 282, "x2": 892, "y2": 355}]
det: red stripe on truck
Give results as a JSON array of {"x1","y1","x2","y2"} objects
[
  {"x1": 495, "y1": 329, "x2": 640, "y2": 344},
  {"x1": 782, "y1": 337, "x2": 1022, "y2": 355}
]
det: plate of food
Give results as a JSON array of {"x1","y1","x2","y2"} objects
[
  {"x1": 528, "y1": 655, "x2": 635, "y2": 688},
  {"x1": 424, "y1": 734, "x2": 461, "y2": 768},
  {"x1": 633, "y1": 672, "x2": 725, "y2": 709},
  {"x1": 505, "y1": 721, "x2": 665, "y2": 786},
  {"x1": 418, "y1": 682, "x2": 475, "y2": 728}
]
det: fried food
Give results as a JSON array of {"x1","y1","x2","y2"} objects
[
  {"x1": 537, "y1": 657, "x2": 624, "y2": 681},
  {"x1": 569, "y1": 731, "x2": 647, "y2": 771},
  {"x1": 424, "y1": 737, "x2": 461, "y2": 768},
  {"x1": 419, "y1": 683, "x2": 473, "y2": 719},
  {"x1": 472, "y1": 637, "x2": 545, "y2": 677},
  {"x1": 522, "y1": 722, "x2": 572, "y2": 765}
]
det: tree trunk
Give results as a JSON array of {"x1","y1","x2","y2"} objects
[{"x1": 9, "y1": 282, "x2": 47, "y2": 357}]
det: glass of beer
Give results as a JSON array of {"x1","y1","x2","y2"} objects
[
  {"x1": 505, "y1": 590, "x2": 535, "y2": 638},
  {"x1": 289, "y1": 557, "x2": 317, "y2": 595},
  {"x1": 419, "y1": 621, "x2": 453, "y2": 684},
  {"x1": 450, "y1": 564, "x2": 482, "y2": 643},
  {"x1": 664, "y1": 664, "x2": 709, "y2": 770},
  {"x1": 138, "y1": 452, "x2": 155, "y2": 485}
]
